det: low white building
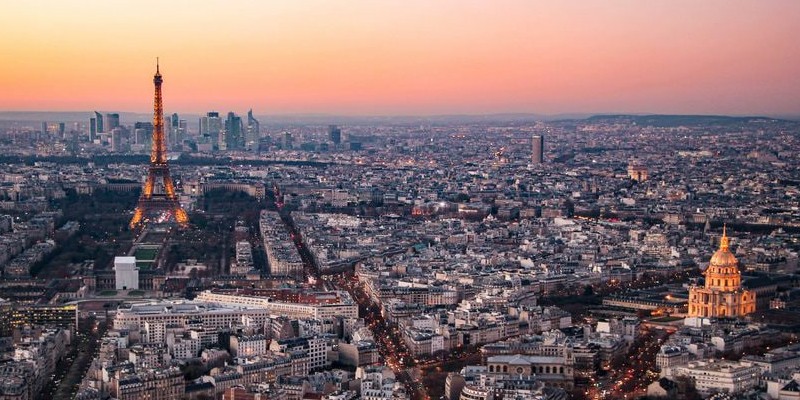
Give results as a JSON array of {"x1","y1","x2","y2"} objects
[
  {"x1": 114, "y1": 256, "x2": 138, "y2": 290},
  {"x1": 669, "y1": 359, "x2": 760, "y2": 396},
  {"x1": 231, "y1": 334, "x2": 268, "y2": 358},
  {"x1": 168, "y1": 332, "x2": 202, "y2": 360},
  {"x1": 356, "y1": 366, "x2": 406, "y2": 400},
  {"x1": 765, "y1": 372, "x2": 800, "y2": 400},
  {"x1": 656, "y1": 345, "x2": 690, "y2": 377}
]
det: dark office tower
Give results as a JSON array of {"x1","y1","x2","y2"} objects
[
  {"x1": 94, "y1": 111, "x2": 104, "y2": 133},
  {"x1": 257, "y1": 136, "x2": 272, "y2": 152},
  {"x1": 169, "y1": 113, "x2": 180, "y2": 149},
  {"x1": 225, "y1": 111, "x2": 243, "y2": 150},
  {"x1": 134, "y1": 128, "x2": 148, "y2": 147},
  {"x1": 89, "y1": 117, "x2": 97, "y2": 141},
  {"x1": 246, "y1": 109, "x2": 260, "y2": 149},
  {"x1": 202, "y1": 111, "x2": 221, "y2": 132},
  {"x1": 200, "y1": 111, "x2": 222, "y2": 149},
  {"x1": 531, "y1": 135, "x2": 544, "y2": 164},
  {"x1": 328, "y1": 125, "x2": 342, "y2": 145},
  {"x1": 58, "y1": 122, "x2": 66, "y2": 138},
  {"x1": 41, "y1": 122, "x2": 47, "y2": 137},
  {"x1": 176, "y1": 119, "x2": 187, "y2": 149},
  {"x1": 178, "y1": 119, "x2": 187, "y2": 136},
  {"x1": 111, "y1": 127, "x2": 128, "y2": 152},
  {"x1": 283, "y1": 132, "x2": 293, "y2": 149},
  {"x1": 106, "y1": 113, "x2": 120, "y2": 130},
  {"x1": 134, "y1": 122, "x2": 154, "y2": 145}
]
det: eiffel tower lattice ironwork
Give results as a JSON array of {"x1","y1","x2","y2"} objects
[{"x1": 130, "y1": 60, "x2": 189, "y2": 229}]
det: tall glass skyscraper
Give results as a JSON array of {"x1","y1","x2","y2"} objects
[
  {"x1": 94, "y1": 111, "x2": 104, "y2": 133},
  {"x1": 246, "y1": 109, "x2": 260, "y2": 149},
  {"x1": 106, "y1": 113, "x2": 120, "y2": 130}
]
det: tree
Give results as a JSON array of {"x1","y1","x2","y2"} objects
[{"x1": 609, "y1": 352, "x2": 627, "y2": 370}]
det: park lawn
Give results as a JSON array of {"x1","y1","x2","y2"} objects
[{"x1": 134, "y1": 247, "x2": 158, "y2": 261}]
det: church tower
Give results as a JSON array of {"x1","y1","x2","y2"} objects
[{"x1": 688, "y1": 226, "x2": 756, "y2": 318}]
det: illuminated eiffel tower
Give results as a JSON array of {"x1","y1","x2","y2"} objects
[{"x1": 130, "y1": 60, "x2": 189, "y2": 229}]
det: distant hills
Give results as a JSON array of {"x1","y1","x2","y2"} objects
[{"x1": 583, "y1": 114, "x2": 792, "y2": 127}]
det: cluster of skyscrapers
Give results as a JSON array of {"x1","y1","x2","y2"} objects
[
  {"x1": 85, "y1": 107, "x2": 261, "y2": 155},
  {"x1": 197, "y1": 109, "x2": 260, "y2": 151},
  {"x1": 88, "y1": 111, "x2": 188, "y2": 153}
]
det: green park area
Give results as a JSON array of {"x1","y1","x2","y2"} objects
[{"x1": 134, "y1": 246, "x2": 160, "y2": 269}]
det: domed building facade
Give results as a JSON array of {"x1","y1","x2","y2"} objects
[{"x1": 688, "y1": 227, "x2": 756, "y2": 318}]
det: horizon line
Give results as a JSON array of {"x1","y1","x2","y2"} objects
[{"x1": 0, "y1": 109, "x2": 797, "y2": 120}]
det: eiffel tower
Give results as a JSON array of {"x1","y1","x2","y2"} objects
[{"x1": 130, "y1": 60, "x2": 189, "y2": 229}]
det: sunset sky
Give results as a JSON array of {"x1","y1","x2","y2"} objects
[{"x1": 1, "y1": 1, "x2": 799, "y2": 116}]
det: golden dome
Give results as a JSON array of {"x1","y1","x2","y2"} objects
[
  {"x1": 710, "y1": 249, "x2": 738, "y2": 267},
  {"x1": 709, "y1": 225, "x2": 738, "y2": 267}
]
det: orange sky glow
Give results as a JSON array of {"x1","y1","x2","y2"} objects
[{"x1": 1, "y1": 0, "x2": 799, "y2": 116}]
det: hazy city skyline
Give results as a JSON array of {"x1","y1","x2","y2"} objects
[{"x1": 1, "y1": 0, "x2": 799, "y2": 117}]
